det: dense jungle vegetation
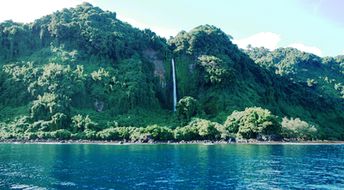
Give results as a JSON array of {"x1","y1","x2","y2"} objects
[{"x1": 0, "y1": 3, "x2": 343, "y2": 141}]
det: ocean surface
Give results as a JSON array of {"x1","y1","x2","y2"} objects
[{"x1": 0, "y1": 143, "x2": 343, "y2": 190}]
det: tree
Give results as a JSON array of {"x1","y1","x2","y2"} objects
[
  {"x1": 168, "y1": 25, "x2": 237, "y2": 56},
  {"x1": 197, "y1": 55, "x2": 232, "y2": 85},
  {"x1": 176, "y1": 96, "x2": 200, "y2": 123},
  {"x1": 144, "y1": 125, "x2": 173, "y2": 141},
  {"x1": 224, "y1": 107, "x2": 281, "y2": 139},
  {"x1": 30, "y1": 93, "x2": 65, "y2": 121},
  {"x1": 71, "y1": 114, "x2": 98, "y2": 132},
  {"x1": 281, "y1": 117, "x2": 317, "y2": 140},
  {"x1": 174, "y1": 118, "x2": 225, "y2": 141}
]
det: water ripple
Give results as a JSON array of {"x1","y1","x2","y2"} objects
[{"x1": 0, "y1": 144, "x2": 343, "y2": 189}]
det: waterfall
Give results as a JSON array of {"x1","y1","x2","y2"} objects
[{"x1": 172, "y1": 58, "x2": 177, "y2": 112}]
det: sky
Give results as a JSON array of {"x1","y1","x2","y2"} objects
[{"x1": 0, "y1": 0, "x2": 343, "y2": 57}]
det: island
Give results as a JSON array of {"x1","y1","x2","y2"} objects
[{"x1": 0, "y1": 3, "x2": 343, "y2": 143}]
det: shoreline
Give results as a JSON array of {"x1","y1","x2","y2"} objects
[{"x1": 1, "y1": 139, "x2": 344, "y2": 145}]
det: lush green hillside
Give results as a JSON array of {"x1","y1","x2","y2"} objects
[
  {"x1": 169, "y1": 26, "x2": 344, "y2": 139},
  {"x1": 245, "y1": 47, "x2": 344, "y2": 99},
  {"x1": 0, "y1": 3, "x2": 343, "y2": 141}
]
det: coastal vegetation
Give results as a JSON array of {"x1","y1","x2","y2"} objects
[
  {"x1": 0, "y1": 3, "x2": 343, "y2": 142},
  {"x1": 0, "y1": 107, "x2": 318, "y2": 142}
]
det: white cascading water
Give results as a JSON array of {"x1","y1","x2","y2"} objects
[{"x1": 172, "y1": 58, "x2": 177, "y2": 112}]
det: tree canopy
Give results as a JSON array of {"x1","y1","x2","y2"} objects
[{"x1": 0, "y1": 3, "x2": 343, "y2": 141}]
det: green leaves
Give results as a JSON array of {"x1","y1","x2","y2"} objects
[
  {"x1": 197, "y1": 55, "x2": 232, "y2": 85},
  {"x1": 224, "y1": 107, "x2": 281, "y2": 139},
  {"x1": 91, "y1": 68, "x2": 109, "y2": 81},
  {"x1": 169, "y1": 25, "x2": 235, "y2": 56},
  {"x1": 174, "y1": 118, "x2": 225, "y2": 141},
  {"x1": 176, "y1": 96, "x2": 200, "y2": 123},
  {"x1": 281, "y1": 117, "x2": 317, "y2": 140},
  {"x1": 0, "y1": 4, "x2": 343, "y2": 141},
  {"x1": 144, "y1": 125, "x2": 173, "y2": 141},
  {"x1": 96, "y1": 126, "x2": 173, "y2": 142},
  {"x1": 71, "y1": 114, "x2": 98, "y2": 132},
  {"x1": 31, "y1": 93, "x2": 59, "y2": 120}
]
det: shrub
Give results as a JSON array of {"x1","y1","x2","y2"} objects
[
  {"x1": 97, "y1": 127, "x2": 135, "y2": 141},
  {"x1": 176, "y1": 96, "x2": 200, "y2": 123},
  {"x1": 0, "y1": 131, "x2": 11, "y2": 140},
  {"x1": 24, "y1": 132, "x2": 38, "y2": 140},
  {"x1": 84, "y1": 129, "x2": 97, "y2": 139},
  {"x1": 36, "y1": 131, "x2": 53, "y2": 139},
  {"x1": 224, "y1": 107, "x2": 281, "y2": 139},
  {"x1": 174, "y1": 118, "x2": 225, "y2": 141},
  {"x1": 28, "y1": 120, "x2": 53, "y2": 132},
  {"x1": 198, "y1": 55, "x2": 231, "y2": 85},
  {"x1": 51, "y1": 113, "x2": 69, "y2": 130},
  {"x1": 51, "y1": 129, "x2": 71, "y2": 140},
  {"x1": 71, "y1": 114, "x2": 98, "y2": 132},
  {"x1": 224, "y1": 111, "x2": 244, "y2": 133},
  {"x1": 9, "y1": 116, "x2": 31, "y2": 133},
  {"x1": 129, "y1": 128, "x2": 150, "y2": 142},
  {"x1": 174, "y1": 125, "x2": 199, "y2": 141},
  {"x1": 281, "y1": 117, "x2": 317, "y2": 140},
  {"x1": 97, "y1": 127, "x2": 121, "y2": 140},
  {"x1": 30, "y1": 93, "x2": 64, "y2": 121},
  {"x1": 144, "y1": 125, "x2": 174, "y2": 141}
]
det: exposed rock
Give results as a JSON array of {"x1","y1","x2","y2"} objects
[
  {"x1": 94, "y1": 99, "x2": 104, "y2": 112},
  {"x1": 143, "y1": 49, "x2": 166, "y2": 88}
]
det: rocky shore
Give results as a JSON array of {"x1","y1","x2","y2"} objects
[{"x1": 1, "y1": 139, "x2": 343, "y2": 145}]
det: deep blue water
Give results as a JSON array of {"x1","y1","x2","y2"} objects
[{"x1": 0, "y1": 143, "x2": 343, "y2": 190}]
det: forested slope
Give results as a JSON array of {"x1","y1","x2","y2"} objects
[{"x1": 0, "y1": 3, "x2": 343, "y2": 141}]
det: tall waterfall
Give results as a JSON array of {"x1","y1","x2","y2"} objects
[{"x1": 172, "y1": 58, "x2": 177, "y2": 112}]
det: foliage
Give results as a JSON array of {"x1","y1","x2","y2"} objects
[
  {"x1": 281, "y1": 117, "x2": 317, "y2": 140},
  {"x1": 224, "y1": 107, "x2": 281, "y2": 139},
  {"x1": 174, "y1": 118, "x2": 225, "y2": 141},
  {"x1": 91, "y1": 67, "x2": 109, "y2": 81},
  {"x1": 96, "y1": 127, "x2": 134, "y2": 141},
  {"x1": 169, "y1": 25, "x2": 237, "y2": 57},
  {"x1": 197, "y1": 55, "x2": 232, "y2": 85},
  {"x1": 0, "y1": 4, "x2": 343, "y2": 141},
  {"x1": 245, "y1": 47, "x2": 322, "y2": 75},
  {"x1": 71, "y1": 114, "x2": 98, "y2": 132},
  {"x1": 246, "y1": 47, "x2": 344, "y2": 100},
  {"x1": 51, "y1": 129, "x2": 72, "y2": 140},
  {"x1": 176, "y1": 96, "x2": 200, "y2": 123},
  {"x1": 144, "y1": 125, "x2": 174, "y2": 141},
  {"x1": 30, "y1": 93, "x2": 66, "y2": 120}
]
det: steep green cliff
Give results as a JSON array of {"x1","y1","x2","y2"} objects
[{"x1": 0, "y1": 3, "x2": 343, "y2": 140}]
